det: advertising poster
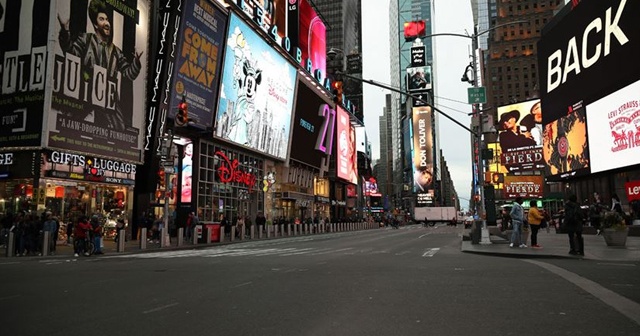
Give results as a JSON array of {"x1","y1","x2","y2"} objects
[
  {"x1": 406, "y1": 65, "x2": 432, "y2": 91},
  {"x1": 496, "y1": 99, "x2": 544, "y2": 172},
  {"x1": 412, "y1": 106, "x2": 433, "y2": 193},
  {"x1": 538, "y1": 0, "x2": 640, "y2": 125},
  {"x1": 181, "y1": 142, "x2": 193, "y2": 203},
  {"x1": 289, "y1": 80, "x2": 334, "y2": 168},
  {"x1": 297, "y1": 0, "x2": 326, "y2": 80},
  {"x1": 231, "y1": 0, "x2": 282, "y2": 36},
  {"x1": 543, "y1": 103, "x2": 590, "y2": 179},
  {"x1": 215, "y1": 13, "x2": 296, "y2": 160},
  {"x1": 365, "y1": 177, "x2": 381, "y2": 197},
  {"x1": 169, "y1": 0, "x2": 227, "y2": 129},
  {"x1": 410, "y1": 46, "x2": 426, "y2": 67},
  {"x1": 503, "y1": 175, "x2": 544, "y2": 199},
  {"x1": 625, "y1": 180, "x2": 640, "y2": 202},
  {"x1": 336, "y1": 106, "x2": 358, "y2": 184},
  {"x1": 49, "y1": 0, "x2": 149, "y2": 163},
  {"x1": 0, "y1": 0, "x2": 49, "y2": 148},
  {"x1": 586, "y1": 79, "x2": 640, "y2": 174}
]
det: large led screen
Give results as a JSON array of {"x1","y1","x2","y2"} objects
[
  {"x1": 496, "y1": 99, "x2": 543, "y2": 172},
  {"x1": 298, "y1": 0, "x2": 326, "y2": 80},
  {"x1": 49, "y1": 0, "x2": 150, "y2": 163},
  {"x1": 586, "y1": 78, "x2": 640, "y2": 174},
  {"x1": 168, "y1": 0, "x2": 226, "y2": 129},
  {"x1": 365, "y1": 177, "x2": 381, "y2": 197},
  {"x1": 503, "y1": 175, "x2": 544, "y2": 199},
  {"x1": 336, "y1": 106, "x2": 357, "y2": 184},
  {"x1": 543, "y1": 103, "x2": 590, "y2": 179},
  {"x1": 215, "y1": 13, "x2": 297, "y2": 160},
  {"x1": 0, "y1": 0, "x2": 49, "y2": 148},
  {"x1": 412, "y1": 106, "x2": 433, "y2": 193},
  {"x1": 289, "y1": 79, "x2": 334, "y2": 168}
]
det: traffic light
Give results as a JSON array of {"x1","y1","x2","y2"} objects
[
  {"x1": 332, "y1": 80, "x2": 343, "y2": 105},
  {"x1": 176, "y1": 97, "x2": 188, "y2": 126},
  {"x1": 157, "y1": 169, "x2": 166, "y2": 188}
]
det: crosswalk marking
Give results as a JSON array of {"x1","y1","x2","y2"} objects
[{"x1": 422, "y1": 248, "x2": 440, "y2": 257}]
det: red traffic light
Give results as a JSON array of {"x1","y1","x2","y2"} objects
[
  {"x1": 332, "y1": 81, "x2": 343, "y2": 104},
  {"x1": 176, "y1": 100, "x2": 188, "y2": 126}
]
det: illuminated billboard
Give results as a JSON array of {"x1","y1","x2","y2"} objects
[
  {"x1": 543, "y1": 103, "x2": 590, "y2": 179},
  {"x1": 586, "y1": 79, "x2": 640, "y2": 174},
  {"x1": 412, "y1": 106, "x2": 433, "y2": 193},
  {"x1": 496, "y1": 99, "x2": 544, "y2": 172},
  {"x1": 406, "y1": 66, "x2": 432, "y2": 91},
  {"x1": 503, "y1": 175, "x2": 544, "y2": 199},
  {"x1": 0, "y1": 0, "x2": 49, "y2": 148},
  {"x1": 297, "y1": 0, "x2": 326, "y2": 80},
  {"x1": 336, "y1": 106, "x2": 358, "y2": 184},
  {"x1": 215, "y1": 13, "x2": 297, "y2": 160},
  {"x1": 365, "y1": 177, "x2": 381, "y2": 197},
  {"x1": 168, "y1": 0, "x2": 226, "y2": 129},
  {"x1": 48, "y1": 0, "x2": 150, "y2": 163}
]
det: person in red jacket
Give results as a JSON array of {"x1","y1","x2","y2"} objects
[{"x1": 74, "y1": 216, "x2": 92, "y2": 257}]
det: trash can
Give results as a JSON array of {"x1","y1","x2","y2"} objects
[
  {"x1": 471, "y1": 220, "x2": 482, "y2": 244},
  {"x1": 198, "y1": 222, "x2": 221, "y2": 243}
]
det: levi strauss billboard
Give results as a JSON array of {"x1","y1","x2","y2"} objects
[{"x1": 215, "y1": 13, "x2": 297, "y2": 160}]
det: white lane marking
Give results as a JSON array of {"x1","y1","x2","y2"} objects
[
  {"x1": 422, "y1": 248, "x2": 440, "y2": 257},
  {"x1": 281, "y1": 248, "x2": 316, "y2": 256},
  {"x1": 309, "y1": 248, "x2": 353, "y2": 255},
  {"x1": 231, "y1": 282, "x2": 252, "y2": 288},
  {"x1": 395, "y1": 251, "x2": 411, "y2": 256},
  {"x1": 526, "y1": 260, "x2": 640, "y2": 327},
  {"x1": 143, "y1": 302, "x2": 179, "y2": 314},
  {"x1": 596, "y1": 263, "x2": 636, "y2": 267},
  {"x1": 419, "y1": 234, "x2": 429, "y2": 239}
]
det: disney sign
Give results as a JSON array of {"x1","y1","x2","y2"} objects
[{"x1": 215, "y1": 151, "x2": 257, "y2": 192}]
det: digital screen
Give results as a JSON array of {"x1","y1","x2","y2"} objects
[
  {"x1": 586, "y1": 79, "x2": 640, "y2": 174},
  {"x1": 412, "y1": 106, "x2": 433, "y2": 193},
  {"x1": 365, "y1": 177, "x2": 381, "y2": 197},
  {"x1": 503, "y1": 175, "x2": 544, "y2": 199},
  {"x1": 168, "y1": 0, "x2": 226, "y2": 129},
  {"x1": 406, "y1": 66, "x2": 432, "y2": 91},
  {"x1": 49, "y1": 0, "x2": 150, "y2": 162},
  {"x1": 215, "y1": 13, "x2": 297, "y2": 160},
  {"x1": 298, "y1": 0, "x2": 326, "y2": 81},
  {"x1": 496, "y1": 99, "x2": 543, "y2": 172},
  {"x1": 543, "y1": 104, "x2": 590, "y2": 180},
  {"x1": 336, "y1": 106, "x2": 358, "y2": 184},
  {"x1": 181, "y1": 143, "x2": 193, "y2": 203}
]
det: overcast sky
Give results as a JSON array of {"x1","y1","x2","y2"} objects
[{"x1": 362, "y1": 0, "x2": 475, "y2": 209}]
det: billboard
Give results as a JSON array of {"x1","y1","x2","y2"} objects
[
  {"x1": 538, "y1": 0, "x2": 640, "y2": 125},
  {"x1": 215, "y1": 13, "x2": 297, "y2": 160},
  {"x1": 503, "y1": 175, "x2": 544, "y2": 199},
  {"x1": 181, "y1": 143, "x2": 193, "y2": 203},
  {"x1": 168, "y1": 0, "x2": 226, "y2": 129},
  {"x1": 496, "y1": 99, "x2": 544, "y2": 172},
  {"x1": 336, "y1": 106, "x2": 358, "y2": 184},
  {"x1": 49, "y1": 0, "x2": 149, "y2": 163},
  {"x1": 0, "y1": 0, "x2": 50, "y2": 148},
  {"x1": 586, "y1": 79, "x2": 640, "y2": 174},
  {"x1": 407, "y1": 66, "x2": 432, "y2": 91},
  {"x1": 412, "y1": 106, "x2": 433, "y2": 193},
  {"x1": 297, "y1": 0, "x2": 326, "y2": 80},
  {"x1": 289, "y1": 79, "x2": 334, "y2": 168},
  {"x1": 543, "y1": 103, "x2": 590, "y2": 179},
  {"x1": 365, "y1": 177, "x2": 381, "y2": 197}
]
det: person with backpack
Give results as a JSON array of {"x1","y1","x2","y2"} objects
[
  {"x1": 509, "y1": 197, "x2": 527, "y2": 248},
  {"x1": 564, "y1": 195, "x2": 585, "y2": 256}
]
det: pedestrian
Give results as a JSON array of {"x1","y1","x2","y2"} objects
[
  {"x1": 236, "y1": 216, "x2": 245, "y2": 239},
  {"x1": 185, "y1": 212, "x2": 194, "y2": 242},
  {"x1": 74, "y1": 216, "x2": 92, "y2": 257},
  {"x1": 527, "y1": 201, "x2": 544, "y2": 248},
  {"x1": 115, "y1": 218, "x2": 126, "y2": 244},
  {"x1": 564, "y1": 194, "x2": 585, "y2": 256},
  {"x1": 90, "y1": 214, "x2": 104, "y2": 255},
  {"x1": 611, "y1": 194, "x2": 623, "y2": 215},
  {"x1": 42, "y1": 213, "x2": 58, "y2": 255},
  {"x1": 509, "y1": 197, "x2": 527, "y2": 248},
  {"x1": 589, "y1": 197, "x2": 603, "y2": 235},
  {"x1": 220, "y1": 214, "x2": 230, "y2": 238},
  {"x1": 255, "y1": 212, "x2": 266, "y2": 235}
]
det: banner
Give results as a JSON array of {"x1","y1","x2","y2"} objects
[
  {"x1": 497, "y1": 99, "x2": 544, "y2": 172},
  {"x1": 215, "y1": 13, "x2": 297, "y2": 160},
  {"x1": 49, "y1": 0, "x2": 149, "y2": 163},
  {"x1": 0, "y1": 0, "x2": 49, "y2": 148},
  {"x1": 412, "y1": 106, "x2": 433, "y2": 193},
  {"x1": 336, "y1": 106, "x2": 358, "y2": 184},
  {"x1": 586, "y1": 78, "x2": 640, "y2": 174},
  {"x1": 503, "y1": 175, "x2": 544, "y2": 199},
  {"x1": 543, "y1": 102, "x2": 590, "y2": 179},
  {"x1": 168, "y1": 0, "x2": 226, "y2": 129}
]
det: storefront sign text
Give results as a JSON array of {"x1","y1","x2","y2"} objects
[
  {"x1": 331, "y1": 200, "x2": 346, "y2": 206},
  {"x1": 0, "y1": 153, "x2": 14, "y2": 165},
  {"x1": 48, "y1": 151, "x2": 136, "y2": 174},
  {"x1": 625, "y1": 180, "x2": 640, "y2": 201},
  {"x1": 215, "y1": 151, "x2": 257, "y2": 192}
]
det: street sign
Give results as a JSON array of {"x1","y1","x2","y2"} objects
[
  {"x1": 163, "y1": 167, "x2": 175, "y2": 174},
  {"x1": 467, "y1": 87, "x2": 487, "y2": 104}
]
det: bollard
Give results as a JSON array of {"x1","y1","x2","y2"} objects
[
  {"x1": 287, "y1": 224, "x2": 292, "y2": 236},
  {"x1": 219, "y1": 226, "x2": 225, "y2": 243},
  {"x1": 305, "y1": 224, "x2": 309, "y2": 235},
  {"x1": 140, "y1": 228, "x2": 147, "y2": 250},
  {"x1": 240, "y1": 226, "x2": 245, "y2": 241},
  {"x1": 274, "y1": 225, "x2": 278, "y2": 238},
  {"x1": 42, "y1": 231, "x2": 50, "y2": 256},
  {"x1": 206, "y1": 227, "x2": 212, "y2": 244},
  {"x1": 230, "y1": 227, "x2": 235, "y2": 241},
  {"x1": 117, "y1": 229, "x2": 126, "y2": 252},
  {"x1": 294, "y1": 224, "x2": 298, "y2": 236},
  {"x1": 7, "y1": 232, "x2": 15, "y2": 257},
  {"x1": 265, "y1": 226, "x2": 270, "y2": 238},
  {"x1": 177, "y1": 228, "x2": 184, "y2": 247},
  {"x1": 250, "y1": 225, "x2": 255, "y2": 240},
  {"x1": 160, "y1": 229, "x2": 168, "y2": 247},
  {"x1": 259, "y1": 226, "x2": 263, "y2": 239}
]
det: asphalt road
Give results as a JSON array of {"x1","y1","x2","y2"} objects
[{"x1": 2, "y1": 224, "x2": 639, "y2": 336}]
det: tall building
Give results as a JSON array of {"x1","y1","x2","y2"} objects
[{"x1": 378, "y1": 94, "x2": 394, "y2": 197}]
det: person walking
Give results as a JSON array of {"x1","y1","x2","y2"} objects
[
  {"x1": 509, "y1": 197, "x2": 527, "y2": 248},
  {"x1": 564, "y1": 195, "x2": 585, "y2": 256},
  {"x1": 42, "y1": 213, "x2": 58, "y2": 256},
  {"x1": 90, "y1": 215, "x2": 104, "y2": 255},
  {"x1": 185, "y1": 212, "x2": 194, "y2": 242},
  {"x1": 611, "y1": 194, "x2": 623, "y2": 215},
  {"x1": 255, "y1": 212, "x2": 266, "y2": 235},
  {"x1": 589, "y1": 197, "x2": 603, "y2": 235},
  {"x1": 74, "y1": 216, "x2": 92, "y2": 257},
  {"x1": 527, "y1": 202, "x2": 544, "y2": 248}
]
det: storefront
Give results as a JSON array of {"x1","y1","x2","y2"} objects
[
  {"x1": 0, "y1": 151, "x2": 40, "y2": 215},
  {"x1": 196, "y1": 140, "x2": 264, "y2": 222}
]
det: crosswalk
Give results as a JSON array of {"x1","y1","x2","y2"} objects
[{"x1": 105, "y1": 245, "x2": 443, "y2": 260}]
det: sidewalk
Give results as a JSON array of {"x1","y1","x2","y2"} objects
[{"x1": 461, "y1": 227, "x2": 640, "y2": 261}]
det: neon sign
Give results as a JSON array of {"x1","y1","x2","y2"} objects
[{"x1": 215, "y1": 151, "x2": 257, "y2": 192}]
